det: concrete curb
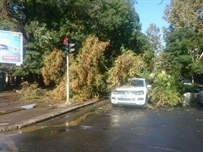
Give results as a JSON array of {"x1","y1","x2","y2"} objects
[{"x1": 0, "y1": 98, "x2": 108, "y2": 132}]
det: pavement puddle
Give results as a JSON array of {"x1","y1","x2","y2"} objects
[
  {"x1": 68, "y1": 111, "x2": 96, "y2": 127},
  {"x1": 54, "y1": 104, "x2": 111, "y2": 128},
  {"x1": 80, "y1": 125, "x2": 93, "y2": 129},
  {"x1": 19, "y1": 125, "x2": 48, "y2": 133},
  {"x1": 9, "y1": 104, "x2": 111, "y2": 134}
]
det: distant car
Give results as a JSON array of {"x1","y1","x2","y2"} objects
[
  {"x1": 197, "y1": 90, "x2": 203, "y2": 104},
  {"x1": 0, "y1": 44, "x2": 8, "y2": 50},
  {"x1": 110, "y1": 78, "x2": 151, "y2": 108}
]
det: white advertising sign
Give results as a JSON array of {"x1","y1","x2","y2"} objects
[{"x1": 0, "y1": 30, "x2": 23, "y2": 65}]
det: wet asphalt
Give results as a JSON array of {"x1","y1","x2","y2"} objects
[{"x1": 0, "y1": 101, "x2": 203, "y2": 152}]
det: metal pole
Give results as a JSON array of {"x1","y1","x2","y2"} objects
[{"x1": 65, "y1": 54, "x2": 70, "y2": 105}]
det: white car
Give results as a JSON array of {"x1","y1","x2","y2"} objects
[{"x1": 110, "y1": 78, "x2": 151, "y2": 107}]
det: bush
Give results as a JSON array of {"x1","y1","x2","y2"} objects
[
  {"x1": 51, "y1": 76, "x2": 66, "y2": 101},
  {"x1": 42, "y1": 48, "x2": 66, "y2": 86},
  {"x1": 20, "y1": 81, "x2": 45, "y2": 99},
  {"x1": 150, "y1": 71, "x2": 183, "y2": 107}
]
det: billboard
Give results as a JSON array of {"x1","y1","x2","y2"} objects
[{"x1": 0, "y1": 30, "x2": 23, "y2": 65}]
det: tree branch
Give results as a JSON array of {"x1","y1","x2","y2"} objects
[{"x1": 159, "y1": 0, "x2": 164, "y2": 5}]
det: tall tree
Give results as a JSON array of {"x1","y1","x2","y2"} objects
[
  {"x1": 164, "y1": 0, "x2": 203, "y2": 32},
  {"x1": 0, "y1": 0, "x2": 66, "y2": 78},
  {"x1": 0, "y1": 0, "x2": 141, "y2": 76},
  {"x1": 163, "y1": 0, "x2": 203, "y2": 82},
  {"x1": 145, "y1": 23, "x2": 163, "y2": 55},
  {"x1": 164, "y1": 28, "x2": 203, "y2": 82}
]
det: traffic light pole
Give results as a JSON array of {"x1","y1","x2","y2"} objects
[
  {"x1": 65, "y1": 54, "x2": 70, "y2": 105},
  {"x1": 62, "y1": 37, "x2": 75, "y2": 105}
]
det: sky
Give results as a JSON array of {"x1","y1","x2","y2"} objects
[{"x1": 134, "y1": 0, "x2": 171, "y2": 34}]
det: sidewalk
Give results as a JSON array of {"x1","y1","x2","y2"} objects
[{"x1": 0, "y1": 91, "x2": 106, "y2": 133}]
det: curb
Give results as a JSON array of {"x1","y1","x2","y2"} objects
[{"x1": 0, "y1": 98, "x2": 108, "y2": 132}]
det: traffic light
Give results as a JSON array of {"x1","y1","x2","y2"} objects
[
  {"x1": 62, "y1": 38, "x2": 76, "y2": 54},
  {"x1": 63, "y1": 38, "x2": 69, "y2": 54},
  {"x1": 68, "y1": 42, "x2": 76, "y2": 53}
]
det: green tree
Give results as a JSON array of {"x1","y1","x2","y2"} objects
[
  {"x1": 132, "y1": 31, "x2": 155, "y2": 76},
  {"x1": 146, "y1": 23, "x2": 163, "y2": 55},
  {"x1": 164, "y1": 28, "x2": 203, "y2": 82},
  {"x1": 0, "y1": 0, "x2": 64, "y2": 80},
  {"x1": 164, "y1": 0, "x2": 203, "y2": 32},
  {"x1": 150, "y1": 70, "x2": 183, "y2": 107},
  {"x1": 162, "y1": 0, "x2": 203, "y2": 84},
  {"x1": 0, "y1": 0, "x2": 152, "y2": 103},
  {"x1": 0, "y1": 0, "x2": 141, "y2": 79},
  {"x1": 60, "y1": 0, "x2": 142, "y2": 62}
]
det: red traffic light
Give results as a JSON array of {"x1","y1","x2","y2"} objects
[{"x1": 63, "y1": 38, "x2": 68, "y2": 44}]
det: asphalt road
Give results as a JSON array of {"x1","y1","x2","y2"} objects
[{"x1": 0, "y1": 101, "x2": 203, "y2": 152}]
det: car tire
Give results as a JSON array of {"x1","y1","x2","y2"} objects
[
  {"x1": 197, "y1": 94, "x2": 201, "y2": 104},
  {"x1": 197, "y1": 95, "x2": 200, "y2": 104},
  {"x1": 142, "y1": 96, "x2": 148, "y2": 108},
  {"x1": 142, "y1": 103, "x2": 147, "y2": 109},
  {"x1": 111, "y1": 103, "x2": 117, "y2": 107}
]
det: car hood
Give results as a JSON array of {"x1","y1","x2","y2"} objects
[{"x1": 114, "y1": 86, "x2": 145, "y2": 91}]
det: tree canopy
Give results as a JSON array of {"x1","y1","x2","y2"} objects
[
  {"x1": 145, "y1": 23, "x2": 163, "y2": 55},
  {"x1": 162, "y1": 0, "x2": 203, "y2": 81},
  {"x1": 0, "y1": 0, "x2": 143, "y2": 76},
  {"x1": 164, "y1": 0, "x2": 203, "y2": 32}
]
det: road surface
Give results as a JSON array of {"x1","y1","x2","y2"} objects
[{"x1": 0, "y1": 101, "x2": 203, "y2": 152}]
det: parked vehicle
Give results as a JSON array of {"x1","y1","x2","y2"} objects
[
  {"x1": 110, "y1": 78, "x2": 151, "y2": 108},
  {"x1": 197, "y1": 89, "x2": 203, "y2": 104}
]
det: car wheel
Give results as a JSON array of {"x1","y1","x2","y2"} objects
[
  {"x1": 141, "y1": 96, "x2": 148, "y2": 108},
  {"x1": 111, "y1": 103, "x2": 117, "y2": 107},
  {"x1": 197, "y1": 94, "x2": 201, "y2": 104},
  {"x1": 198, "y1": 96, "x2": 200, "y2": 104},
  {"x1": 142, "y1": 103, "x2": 147, "y2": 108},
  {"x1": 142, "y1": 100, "x2": 147, "y2": 109}
]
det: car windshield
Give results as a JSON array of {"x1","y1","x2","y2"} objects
[{"x1": 129, "y1": 79, "x2": 144, "y2": 87}]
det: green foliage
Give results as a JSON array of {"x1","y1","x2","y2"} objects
[
  {"x1": 69, "y1": 36, "x2": 109, "y2": 102},
  {"x1": 163, "y1": 0, "x2": 203, "y2": 84},
  {"x1": 0, "y1": 1, "x2": 17, "y2": 30},
  {"x1": 164, "y1": 0, "x2": 203, "y2": 31},
  {"x1": 151, "y1": 70, "x2": 183, "y2": 107},
  {"x1": 23, "y1": 21, "x2": 58, "y2": 74},
  {"x1": 164, "y1": 28, "x2": 203, "y2": 81},
  {"x1": 59, "y1": 0, "x2": 142, "y2": 65},
  {"x1": 107, "y1": 50, "x2": 144, "y2": 89},
  {"x1": 25, "y1": 21, "x2": 53, "y2": 47},
  {"x1": 20, "y1": 82, "x2": 45, "y2": 99},
  {"x1": 0, "y1": 0, "x2": 141, "y2": 79},
  {"x1": 131, "y1": 31, "x2": 155, "y2": 72},
  {"x1": 0, "y1": 0, "x2": 155, "y2": 103}
]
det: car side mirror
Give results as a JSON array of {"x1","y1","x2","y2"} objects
[{"x1": 147, "y1": 85, "x2": 151, "y2": 89}]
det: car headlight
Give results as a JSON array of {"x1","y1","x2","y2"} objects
[
  {"x1": 112, "y1": 91, "x2": 118, "y2": 95},
  {"x1": 132, "y1": 91, "x2": 144, "y2": 95},
  {"x1": 137, "y1": 91, "x2": 144, "y2": 95}
]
